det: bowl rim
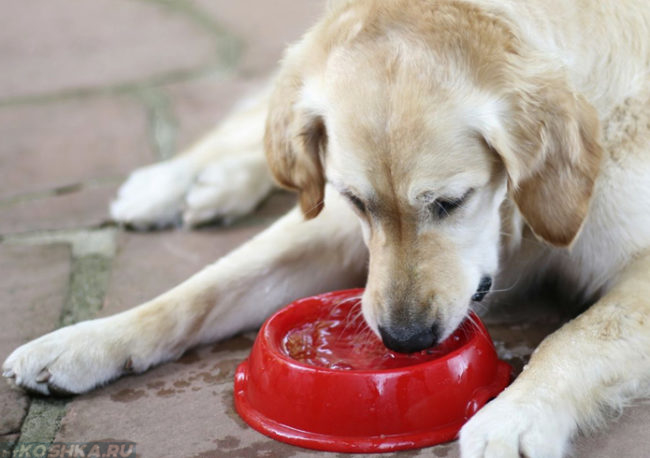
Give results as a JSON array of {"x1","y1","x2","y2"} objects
[{"x1": 260, "y1": 288, "x2": 491, "y2": 376}]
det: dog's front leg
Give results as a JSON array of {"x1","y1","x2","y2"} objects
[
  {"x1": 460, "y1": 250, "x2": 650, "y2": 458},
  {"x1": 3, "y1": 189, "x2": 366, "y2": 395}
]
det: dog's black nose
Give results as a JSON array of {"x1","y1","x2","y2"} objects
[
  {"x1": 378, "y1": 323, "x2": 440, "y2": 353},
  {"x1": 472, "y1": 276, "x2": 493, "y2": 302}
]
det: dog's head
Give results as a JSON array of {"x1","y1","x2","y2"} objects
[{"x1": 266, "y1": 0, "x2": 602, "y2": 352}]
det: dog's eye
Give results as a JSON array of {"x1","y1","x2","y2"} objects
[
  {"x1": 344, "y1": 192, "x2": 366, "y2": 213},
  {"x1": 430, "y1": 190, "x2": 473, "y2": 219}
]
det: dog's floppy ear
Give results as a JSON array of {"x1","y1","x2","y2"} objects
[
  {"x1": 265, "y1": 65, "x2": 327, "y2": 219},
  {"x1": 482, "y1": 63, "x2": 603, "y2": 247}
]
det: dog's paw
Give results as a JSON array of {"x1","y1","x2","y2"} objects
[
  {"x1": 111, "y1": 154, "x2": 275, "y2": 229},
  {"x1": 110, "y1": 158, "x2": 196, "y2": 229},
  {"x1": 2, "y1": 319, "x2": 135, "y2": 396},
  {"x1": 459, "y1": 391, "x2": 574, "y2": 458},
  {"x1": 182, "y1": 154, "x2": 274, "y2": 227}
]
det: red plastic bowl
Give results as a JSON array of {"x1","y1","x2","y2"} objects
[{"x1": 234, "y1": 289, "x2": 510, "y2": 453}]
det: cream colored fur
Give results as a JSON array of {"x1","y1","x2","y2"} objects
[{"x1": 4, "y1": 1, "x2": 650, "y2": 457}]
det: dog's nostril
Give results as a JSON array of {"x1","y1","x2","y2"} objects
[
  {"x1": 378, "y1": 324, "x2": 439, "y2": 354},
  {"x1": 472, "y1": 276, "x2": 493, "y2": 302}
]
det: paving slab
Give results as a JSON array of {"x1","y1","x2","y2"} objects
[
  {"x1": 102, "y1": 226, "x2": 264, "y2": 315},
  {"x1": 0, "y1": 433, "x2": 18, "y2": 445},
  {"x1": 165, "y1": 75, "x2": 268, "y2": 152},
  {"x1": 573, "y1": 405, "x2": 650, "y2": 458},
  {"x1": 0, "y1": 244, "x2": 72, "y2": 436},
  {"x1": 0, "y1": 97, "x2": 152, "y2": 200},
  {"x1": 0, "y1": 183, "x2": 118, "y2": 236},
  {"x1": 0, "y1": 367, "x2": 29, "y2": 436},
  {"x1": 188, "y1": 0, "x2": 324, "y2": 75},
  {"x1": 244, "y1": 190, "x2": 296, "y2": 223},
  {"x1": 0, "y1": 0, "x2": 225, "y2": 101}
]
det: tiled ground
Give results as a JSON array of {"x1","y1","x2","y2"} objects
[{"x1": 0, "y1": 1, "x2": 647, "y2": 457}]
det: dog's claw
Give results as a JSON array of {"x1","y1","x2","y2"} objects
[
  {"x1": 36, "y1": 369, "x2": 51, "y2": 383},
  {"x1": 123, "y1": 357, "x2": 134, "y2": 372},
  {"x1": 3, "y1": 369, "x2": 15, "y2": 379}
]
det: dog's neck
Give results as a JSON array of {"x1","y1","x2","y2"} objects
[{"x1": 464, "y1": 0, "x2": 650, "y2": 116}]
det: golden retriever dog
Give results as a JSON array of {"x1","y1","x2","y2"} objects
[{"x1": 4, "y1": 0, "x2": 650, "y2": 456}]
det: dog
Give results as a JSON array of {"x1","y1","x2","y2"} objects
[{"x1": 3, "y1": 0, "x2": 650, "y2": 456}]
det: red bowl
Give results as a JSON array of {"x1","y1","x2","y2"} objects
[{"x1": 234, "y1": 289, "x2": 510, "y2": 453}]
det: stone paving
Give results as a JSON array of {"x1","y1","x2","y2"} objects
[{"x1": 0, "y1": 1, "x2": 647, "y2": 457}]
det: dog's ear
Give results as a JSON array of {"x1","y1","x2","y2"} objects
[
  {"x1": 265, "y1": 68, "x2": 327, "y2": 219},
  {"x1": 482, "y1": 64, "x2": 603, "y2": 247}
]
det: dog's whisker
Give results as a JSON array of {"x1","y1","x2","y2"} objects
[
  {"x1": 463, "y1": 309, "x2": 491, "y2": 343},
  {"x1": 488, "y1": 273, "x2": 524, "y2": 295}
]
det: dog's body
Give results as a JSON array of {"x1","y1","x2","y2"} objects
[{"x1": 4, "y1": 1, "x2": 650, "y2": 456}]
